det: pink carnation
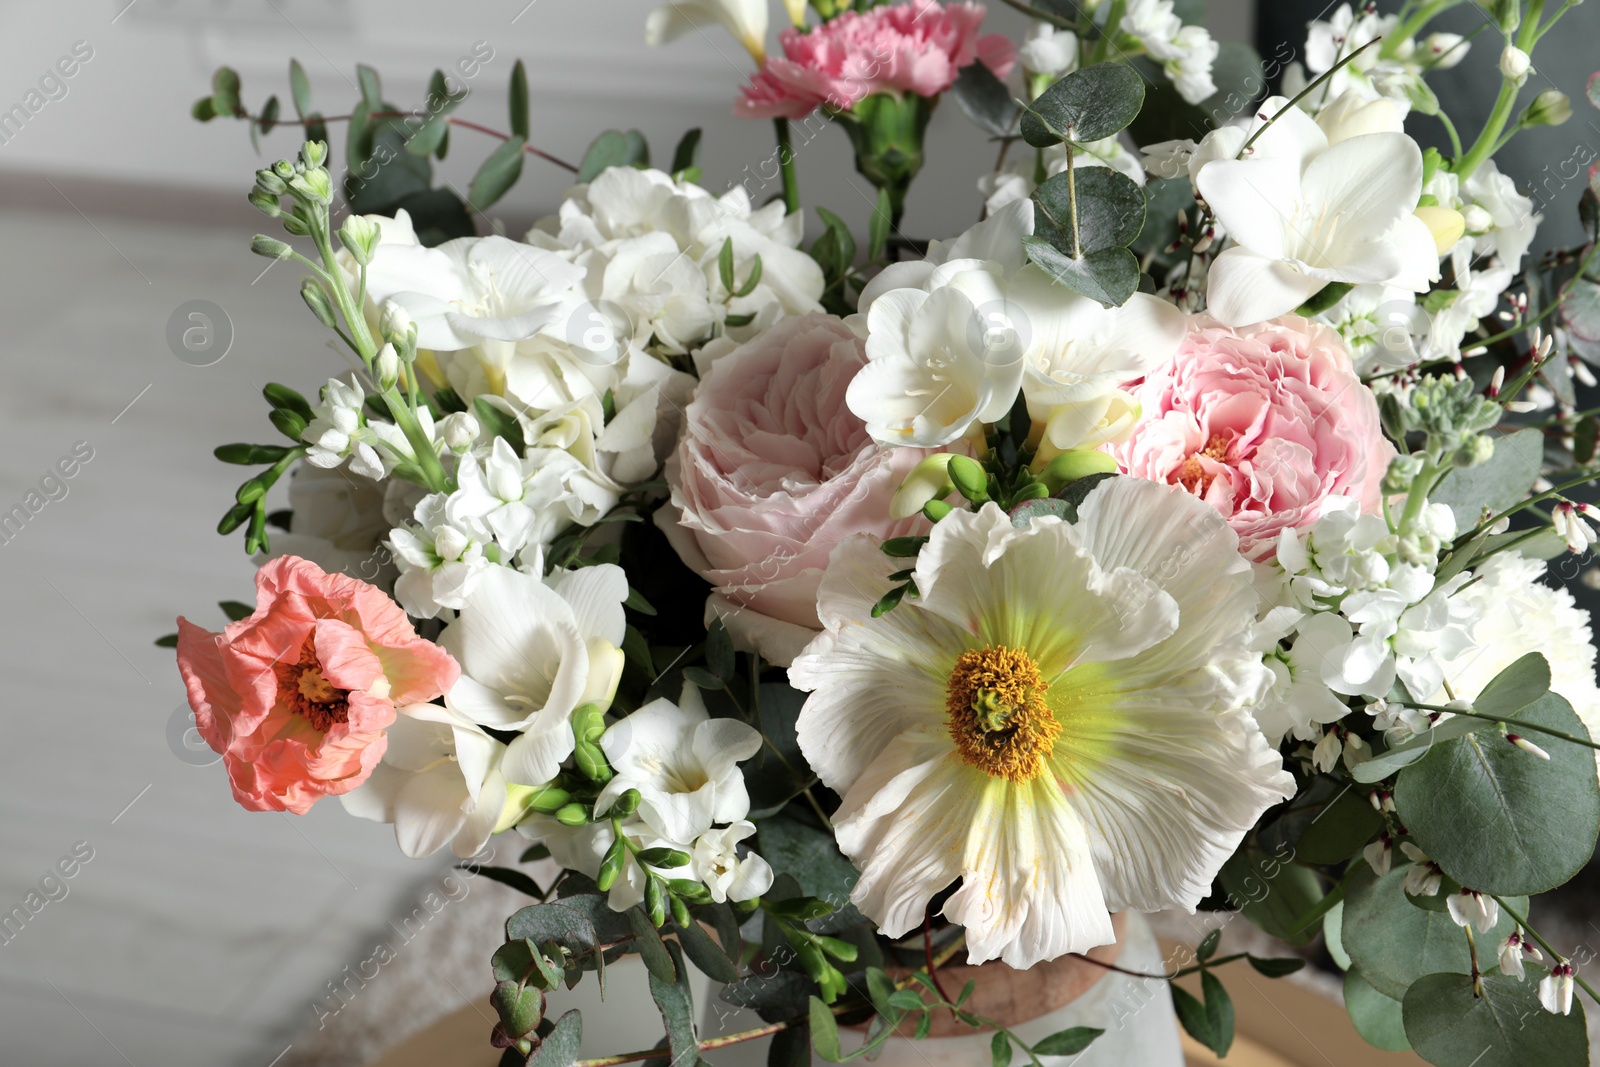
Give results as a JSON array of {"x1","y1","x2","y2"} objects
[
  {"x1": 176, "y1": 556, "x2": 459, "y2": 814},
  {"x1": 737, "y1": 0, "x2": 1017, "y2": 119},
  {"x1": 1109, "y1": 315, "x2": 1394, "y2": 561},
  {"x1": 660, "y1": 314, "x2": 930, "y2": 665}
]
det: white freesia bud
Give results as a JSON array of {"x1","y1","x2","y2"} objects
[
  {"x1": 339, "y1": 214, "x2": 381, "y2": 266},
  {"x1": 580, "y1": 638, "x2": 626, "y2": 711},
  {"x1": 379, "y1": 300, "x2": 417, "y2": 348},
  {"x1": 1415, "y1": 205, "x2": 1466, "y2": 255},
  {"x1": 890, "y1": 453, "x2": 957, "y2": 520},
  {"x1": 1461, "y1": 203, "x2": 1495, "y2": 234},
  {"x1": 375, "y1": 343, "x2": 401, "y2": 391},
  {"x1": 1500, "y1": 44, "x2": 1532, "y2": 86},
  {"x1": 1423, "y1": 32, "x2": 1468, "y2": 68},
  {"x1": 437, "y1": 411, "x2": 480, "y2": 453}
]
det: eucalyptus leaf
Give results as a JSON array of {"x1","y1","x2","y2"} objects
[
  {"x1": 721, "y1": 970, "x2": 813, "y2": 1023},
  {"x1": 505, "y1": 902, "x2": 599, "y2": 958},
  {"x1": 1473, "y1": 652, "x2": 1551, "y2": 716},
  {"x1": 1010, "y1": 497, "x2": 1073, "y2": 527},
  {"x1": 1032, "y1": 166, "x2": 1146, "y2": 254},
  {"x1": 1217, "y1": 847, "x2": 1323, "y2": 945},
  {"x1": 1432, "y1": 428, "x2": 1542, "y2": 530},
  {"x1": 1022, "y1": 238, "x2": 1140, "y2": 307},
  {"x1": 1020, "y1": 62, "x2": 1145, "y2": 147},
  {"x1": 469, "y1": 136, "x2": 526, "y2": 211},
  {"x1": 579, "y1": 130, "x2": 636, "y2": 184},
  {"x1": 1403, "y1": 968, "x2": 1587, "y2": 1067},
  {"x1": 1352, "y1": 714, "x2": 1487, "y2": 783},
  {"x1": 951, "y1": 60, "x2": 1020, "y2": 137},
  {"x1": 628, "y1": 906, "x2": 678, "y2": 984},
  {"x1": 1294, "y1": 787, "x2": 1383, "y2": 864},
  {"x1": 746, "y1": 682, "x2": 816, "y2": 817},
  {"x1": 1344, "y1": 968, "x2": 1410, "y2": 1051},
  {"x1": 1394, "y1": 691, "x2": 1600, "y2": 895},
  {"x1": 672, "y1": 127, "x2": 703, "y2": 178},
  {"x1": 509, "y1": 59, "x2": 530, "y2": 139},
  {"x1": 675, "y1": 917, "x2": 739, "y2": 983},
  {"x1": 754, "y1": 814, "x2": 861, "y2": 933},
  {"x1": 529, "y1": 1009, "x2": 583, "y2": 1067},
  {"x1": 1031, "y1": 1027, "x2": 1103, "y2": 1055},
  {"x1": 1341, "y1": 865, "x2": 1525, "y2": 1000},
  {"x1": 648, "y1": 941, "x2": 698, "y2": 1065},
  {"x1": 288, "y1": 59, "x2": 312, "y2": 119}
]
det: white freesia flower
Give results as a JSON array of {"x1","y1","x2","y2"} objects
[
  {"x1": 1460, "y1": 160, "x2": 1540, "y2": 273},
  {"x1": 365, "y1": 235, "x2": 585, "y2": 352},
  {"x1": 848, "y1": 202, "x2": 1186, "y2": 448},
  {"x1": 692, "y1": 821, "x2": 774, "y2": 904},
  {"x1": 441, "y1": 563, "x2": 628, "y2": 786},
  {"x1": 790, "y1": 477, "x2": 1293, "y2": 967},
  {"x1": 595, "y1": 685, "x2": 764, "y2": 843},
  {"x1": 646, "y1": 0, "x2": 768, "y2": 64},
  {"x1": 340, "y1": 704, "x2": 507, "y2": 859},
  {"x1": 1198, "y1": 101, "x2": 1439, "y2": 326},
  {"x1": 265, "y1": 461, "x2": 393, "y2": 582}
]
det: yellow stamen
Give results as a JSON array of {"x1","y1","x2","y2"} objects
[{"x1": 945, "y1": 647, "x2": 1061, "y2": 782}]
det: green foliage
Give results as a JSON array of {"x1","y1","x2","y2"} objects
[
  {"x1": 527, "y1": 1009, "x2": 583, "y2": 1066},
  {"x1": 950, "y1": 60, "x2": 1020, "y2": 138},
  {"x1": 1395, "y1": 691, "x2": 1600, "y2": 896},
  {"x1": 1217, "y1": 846, "x2": 1323, "y2": 945},
  {"x1": 469, "y1": 136, "x2": 527, "y2": 212},
  {"x1": 1033, "y1": 167, "x2": 1146, "y2": 254},
  {"x1": 648, "y1": 941, "x2": 698, "y2": 1065},
  {"x1": 1431, "y1": 428, "x2": 1543, "y2": 529},
  {"x1": 578, "y1": 129, "x2": 650, "y2": 183},
  {"x1": 1403, "y1": 969, "x2": 1588, "y2": 1066},
  {"x1": 1020, "y1": 62, "x2": 1145, "y2": 147},
  {"x1": 1294, "y1": 788, "x2": 1383, "y2": 864},
  {"x1": 474, "y1": 397, "x2": 527, "y2": 454},
  {"x1": 1344, "y1": 968, "x2": 1410, "y2": 1052}
]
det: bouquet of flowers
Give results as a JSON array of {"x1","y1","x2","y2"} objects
[{"x1": 173, "y1": 0, "x2": 1600, "y2": 1063}]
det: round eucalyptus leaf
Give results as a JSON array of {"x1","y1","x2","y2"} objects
[
  {"x1": 1344, "y1": 968, "x2": 1410, "y2": 1052},
  {"x1": 1020, "y1": 62, "x2": 1145, "y2": 148},
  {"x1": 1341, "y1": 865, "x2": 1525, "y2": 1001},
  {"x1": 1395, "y1": 692, "x2": 1600, "y2": 896},
  {"x1": 1022, "y1": 239, "x2": 1140, "y2": 308},
  {"x1": 1032, "y1": 166, "x2": 1147, "y2": 255},
  {"x1": 1403, "y1": 968, "x2": 1588, "y2": 1067}
]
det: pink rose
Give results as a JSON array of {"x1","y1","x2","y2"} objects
[
  {"x1": 737, "y1": 0, "x2": 1017, "y2": 119},
  {"x1": 660, "y1": 314, "x2": 929, "y2": 664},
  {"x1": 1109, "y1": 315, "x2": 1394, "y2": 561},
  {"x1": 176, "y1": 556, "x2": 459, "y2": 814}
]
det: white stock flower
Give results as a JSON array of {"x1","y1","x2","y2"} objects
[
  {"x1": 441, "y1": 562, "x2": 628, "y2": 786},
  {"x1": 789, "y1": 477, "x2": 1293, "y2": 968},
  {"x1": 302, "y1": 378, "x2": 369, "y2": 471},
  {"x1": 1254, "y1": 608, "x2": 1355, "y2": 745},
  {"x1": 265, "y1": 461, "x2": 393, "y2": 582},
  {"x1": 595, "y1": 685, "x2": 764, "y2": 844},
  {"x1": 848, "y1": 202, "x2": 1185, "y2": 448},
  {"x1": 1019, "y1": 22, "x2": 1079, "y2": 77},
  {"x1": 340, "y1": 704, "x2": 507, "y2": 859},
  {"x1": 388, "y1": 492, "x2": 492, "y2": 619},
  {"x1": 1122, "y1": 0, "x2": 1218, "y2": 103},
  {"x1": 1198, "y1": 101, "x2": 1439, "y2": 326},
  {"x1": 646, "y1": 0, "x2": 768, "y2": 63}
]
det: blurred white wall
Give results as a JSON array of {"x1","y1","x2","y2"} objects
[{"x1": 0, "y1": 0, "x2": 1255, "y2": 239}]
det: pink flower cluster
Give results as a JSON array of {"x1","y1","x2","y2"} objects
[
  {"x1": 1110, "y1": 315, "x2": 1394, "y2": 561},
  {"x1": 738, "y1": 0, "x2": 1016, "y2": 119}
]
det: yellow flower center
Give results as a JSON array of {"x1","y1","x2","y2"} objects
[{"x1": 945, "y1": 646, "x2": 1062, "y2": 782}]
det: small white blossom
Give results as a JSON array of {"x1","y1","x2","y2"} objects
[
  {"x1": 1400, "y1": 842, "x2": 1443, "y2": 897},
  {"x1": 1540, "y1": 963, "x2": 1576, "y2": 1016},
  {"x1": 1446, "y1": 890, "x2": 1499, "y2": 933},
  {"x1": 1498, "y1": 929, "x2": 1542, "y2": 980},
  {"x1": 691, "y1": 821, "x2": 774, "y2": 904}
]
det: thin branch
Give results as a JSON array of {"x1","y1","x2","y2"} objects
[{"x1": 237, "y1": 108, "x2": 579, "y2": 172}]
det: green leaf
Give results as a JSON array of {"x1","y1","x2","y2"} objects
[
  {"x1": 263, "y1": 382, "x2": 313, "y2": 420},
  {"x1": 1022, "y1": 237, "x2": 1139, "y2": 308},
  {"x1": 473, "y1": 865, "x2": 545, "y2": 899},
  {"x1": 722, "y1": 971, "x2": 813, "y2": 1023},
  {"x1": 1432, "y1": 428, "x2": 1543, "y2": 530},
  {"x1": 990, "y1": 1031, "x2": 1012, "y2": 1067},
  {"x1": 1352, "y1": 714, "x2": 1487, "y2": 783},
  {"x1": 1341, "y1": 865, "x2": 1526, "y2": 1000},
  {"x1": 192, "y1": 97, "x2": 217, "y2": 122},
  {"x1": 754, "y1": 814, "x2": 861, "y2": 933},
  {"x1": 1575, "y1": 415, "x2": 1598, "y2": 465},
  {"x1": 735, "y1": 254, "x2": 765, "y2": 298},
  {"x1": 675, "y1": 917, "x2": 739, "y2": 983},
  {"x1": 1201, "y1": 971, "x2": 1235, "y2": 1056},
  {"x1": 214, "y1": 443, "x2": 292, "y2": 465},
  {"x1": 1170, "y1": 984, "x2": 1212, "y2": 1049},
  {"x1": 1032, "y1": 1027, "x2": 1103, "y2": 1055},
  {"x1": 1020, "y1": 62, "x2": 1145, "y2": 147},
  {"x1": 211, "y1": 65, "x2": 242, "y2": 114},
  {"x1": 671, "y1": 127, "x2": 703, "y2": 178},
  {"x1": 768, "y1": 1023, "x2": 811, "y2": 1067},
  {"x1": 505, "y1": 902, "x2": 599, "y2": 959},
  {"x1": 682, "y1": 666, "x2": 725, "y2": 690},
  {"x1": 520, "y1": 844, "x2": 551, "y2": 863},
  {"x1": 647, "y1": 941, "x2": 698, "y2": 1064},
  {"x1": 1126, "y1": 42, "x2": 1262, "y2": 146},
  {"x1": 1195, "y1": 929, "x2": 1221, "y2": 962},
  {"x1": 628, "y1": 906, "x2": 678, "y2": 984},
  {"x1": 1474, "y1": 652, "x2": 1552, "y2": 716},
  {"x1": 869, "y1": 187, "x2": 892, "y2": 262},
  {"x1": 1294, "y1": 787, "x2": 1383, "y2": 864},
  {"x1": 706, "y1": 618, "x2": 735, "y2": 681},
  {"x1": 718, "y1": 237, "x2": 737, "y2": 294},
  {"x1": 577, "y1": 129, "x2": 648, "y2": 183},
  {"x1": 491, "y1": 979, "x2": 545, "y2": 1043},
  {"x1": 951, "y1": 60, "x2": 1020, "y2": 137},
  {"x1": 469, "y1": 135, "x2": 526, "y2": 212},
  {"x1": 813, "y1": 207, "x2": 857, "y2": 276},
  {"x1": 1217, "y1": 847, "x2": 1324, "y2": 945},
  {"x1": 1247, "y1": 955, "x2": 1306, "y2": 978},
  {"x1": 747, "y1": 682, "x2": 816, "y2": 817},
  {"x1": 214, "y1": 600, "x2": 251, "y2": 622},
  {"x1": 1297, "y1": 281, "x2": 1355, "y2": 316},
  {"x1": 529, "y1": 1009, "x2": 583, "y2": 1066},
  {"x1": 1032, "y1": 166, "x2": 1147, "y2": 255},
  {"x1": 1395, "y1": 691, "x2": 1600, "y2": 895},
  {"x1": 1403, "y1": 968, "x2": 1588, "y2": 1067},
  {"x1": 509, "y1": 59, "x2": 530, "y2": 139},
  {"x1": 155, "y1": 633, "x2": 179, "y2": 648},
  {"x1": 473, "y1": 397, "x2": 527, "y2": 454},
  {"x1": 1344, "y1": 968, "x2": 1409, "y2": 1052},
  {"x1": 809, "y1": 996, "x2": 844, "y2": 1062},
  {"x1": 288, "y1": 59, "x2": 312, "y2": 119},
  {"x1": 258, "y1": 95, "x2": 280, "y2": 136},
  {"x1": 355, "y1": 64, "x2": 382, "y2": 110}
]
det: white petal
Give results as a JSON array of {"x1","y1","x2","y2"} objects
[
  {"x1": 393, "y1": 762, "x2": 470, "y2": 859},
  {"x1": 1204, "y1": 246, "x2": 1325, "y2": 327},
  {"x1": 1196, "y1": 158, "x2": 1300, "y2": 258},
  {"x1": 550, "y1": 563, "x2": 630, "y2": 647}
]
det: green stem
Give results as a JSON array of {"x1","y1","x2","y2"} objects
[
  {"x1": 1490, "y1": 896, "x2": 1600, "y2": 1006},
  {"x1": 1458, "y1": 0, "x2": 1544, "y2": 177},
  {"x1": 773, "y1": 118, "x2": 800, "y2": 216},
  {"x1": 1065, "y1": 142, "x2": 1081, "y2": 259},
  {"x1": 995, "y1": 0, "x2": 1079, "y2": 32},
  {"x1": 1403, "y1": 703, "x2": 1600, "y2": 751},
  {"x1": 1236, "y1": 38, "x2": 1385, "y2": 159},
  {"x1": 1454, "y1": 468, "x2": 1600, "y2": 546}
]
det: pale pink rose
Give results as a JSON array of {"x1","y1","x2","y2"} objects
[
  {"x1": 176, "y1": 556, "x2": 459, "y2": 814},
  {"x1": 737, "y1": 0, "x2": 1017, "y2": 119},
  {"x1": 1109, "y1": 315, "x2": 1394, "y2": 561},
  {"x1": 660, "y1": 314, "x2": 929, "y2": 664}
]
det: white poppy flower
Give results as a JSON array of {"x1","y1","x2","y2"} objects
[
  {"x1": 646, "y1": 0, "x2": 768, "y2": 64},
  {"x1": 1198, "y1": 112, "x2": 1440, "y2": 326},
  {"x1": 365, "y1": 235, "x2": 585, "y2": 352},
  {"x1": 595, "y1": 685, "x2": 764, "y2": 844},
  {"x1": 340, "y1": 704, "x2": 507, "y2": 859},
  {"x1": 789, "y1": 477, "x2": 1294, "y2": 968},
  {"x1": 441, "y1": 563, "x2": 628, "y2": 786}
]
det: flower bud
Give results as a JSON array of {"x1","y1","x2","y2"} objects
[
  {"x1": 612, "y1": 787, "x2": 643, "y2": 818},
  {"x1": 947, "y1": 454, "x2": 990, "y2": 503},
  {"x1": 1422, "y1": 32, "x2": 1467, "y2": 69},
  {"x1": 1381, "y1": 453, "x2": 1425, "y2": 494},
  {"x1": 301, "y1": 140, "x2": 329, "y2": 169},
  {"x1": 1506, "y1": 733, "x2": 1552, "y2": 760},
  {"x1": 554, "y1": 802, "x2": 590, "y2": 826},
  {"x1": 281, "y1": 213, "x2": 312, "y2": 237},
  {"x1": 1415, "y1": 205, "x2": 1466, "y2": 255},
  {"x1": 581, "y1": 642, "x2": 626, "y2": 712},
  {"x1": 339, "y1": 214, "x2": 381, "y2": 267},
  {"x1": 248, "y1": 188, "x2": 283, "y2": 218},
  {"x1": 494, "y1": 782, "x2": 570, "y2": 833},
  {"x1": 379, "y1": 299, "x2": 415, "y2": 346},
  {"x1": 1461, "y1": 203, "x2": 1494, "y2": 234},
  {"x1": 1499, "y1": 44, "x2": 1532, "y2": 87},
  {"x1": 1522, "y1": 89, "x2": 1573, "y2": 128},
  {"x1": 251, "y1": 234, "x2": 293, "y2": 260},
  {"x1": 254, "y1": 167, "x2": 288, "y2": 195},
  {"x1": 375, "y1": 343, "x2": 401, "y2": 391},
  {"x1": 889, "y1": 453, "x2": 956, "y2": 520},
  {"x1": 272, "y1": 158, "x2": 296, "y2": 180},
  {"x1": 1453, "y1": 433, "x2": 1495, "y2": 469},
  {"x1": 300, "y1": 278, "x2": 338, "y2": 329},
  {"x1": 437, "y1": 411, "x2": 481, "y2": 453},
  {"x1": 1037, "y1": 448, "x2": 1119, "y2": 493},
  {"x1": 782, "y1": 0, "x2": 808, "y2": 25}
]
